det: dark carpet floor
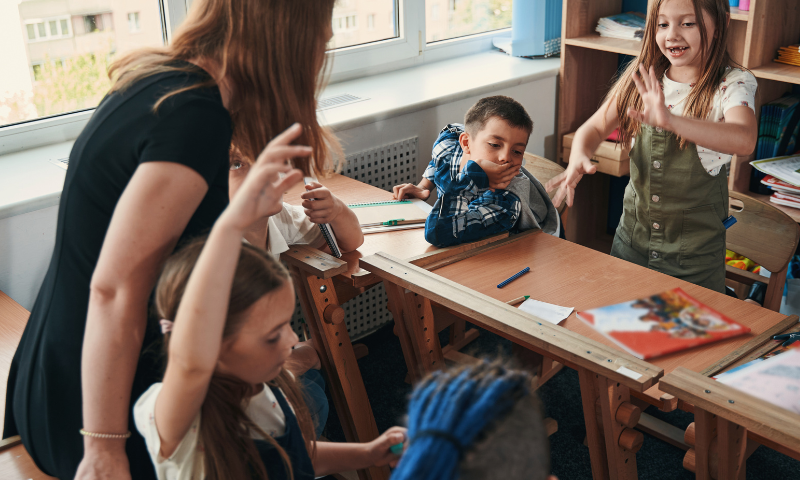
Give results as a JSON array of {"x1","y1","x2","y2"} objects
[{"x1": 319, "y1": 323, "x2": 800, "y2": 479}]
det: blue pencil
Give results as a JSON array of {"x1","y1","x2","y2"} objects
[{"x1": 497, "y1": 267, "x2": 530, "y2": 288}]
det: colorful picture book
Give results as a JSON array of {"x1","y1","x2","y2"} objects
[
  {"x1": 576, "y1": 288, "x2": 751, "y2": 359},
  {"x1": 714, "y1": 341, "x2": 796, "y2": 380},
  {"x1": 595, "y1": 12, "x2": 646, "y2": 41},
  {"x1": 716, "y1": 344, "x2": 800, "y2": 414},
  {"x1": 751, "y1": 154, "x2": 800, "y2": 188}
]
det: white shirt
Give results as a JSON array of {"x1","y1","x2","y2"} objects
[
  {"x1": 133, "y1": 382, "x2": 295, "y2": 480},
  {"x1": 265, "y1": 202, "x2": 325, "y2": 257},
  {"x1": 660, "y1": 66, "x2": 757, "y2": 176}
]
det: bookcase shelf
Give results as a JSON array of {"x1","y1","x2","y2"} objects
[
  {"x1": 752, "y1": 62, "x2": 800, "y2": 85},
  {"x1": 563, "y1": 36, "x2": 642, "y2": 56},
  {"x1": 558, "y1": 0, "x2": 800, "y2": 247},
  {"x1": 729, "y1": 7, "x2": 750, "y2": 21}
]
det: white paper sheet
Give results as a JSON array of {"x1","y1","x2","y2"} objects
[{"x1": 518, "y1": 298, "x2": 574, "y2": 325}]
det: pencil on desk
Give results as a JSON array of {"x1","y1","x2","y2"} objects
[
  {"x1": 507, "y1": 295, "x2": 530, "y2": 306},
  {"x1": 361, "y1": 218, "x2": 426, "y2": 228}
]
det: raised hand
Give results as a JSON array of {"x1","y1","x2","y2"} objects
[
  {"x1": 544, "y1": 155, "x2": 596, "y2": 208},
  {"x1": 224, "y1": 123, "x2": 308, "y2": 231},
  {"x1": 627, "y1": 64, "x2": 673, "y2": 131}
]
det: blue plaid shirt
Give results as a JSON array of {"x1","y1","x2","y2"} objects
[{"x1": 423, "y1": 124, "x2": 521, "y2": 248}]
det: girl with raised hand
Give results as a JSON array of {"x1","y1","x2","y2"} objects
[
  {"x1": 133, "y1": 126, "x2": 405, "y2": 480},
  {"x1": 546, "y1": 0, "x2": 757, "y2": 292}
]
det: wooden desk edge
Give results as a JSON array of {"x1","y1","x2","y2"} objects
[
  {"x1": 360, "y1": 251, "x2": 663, "y2": 392},
  {"x1": 281, "y1": 245, "x2": 349, "y2": 279},
  {"x1": 660, "y1": 368, "x2": 800, "y2": 453}
]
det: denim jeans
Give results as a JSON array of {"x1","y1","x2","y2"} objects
[{"x1": 298, "y1": 368, "x2": 329, "y2": 438}]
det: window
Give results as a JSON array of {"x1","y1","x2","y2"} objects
[
  {"x1": 1, "y1": 1, "x2": 163, "y2": 128},
  {"x1": 425, "y1": 0, "x2": 512, "y2": 43},
  {"x1": 24, "y1": 16, "x2": 72, "y2": 42},
  {"x1": 128, "y1": 12, "x2": 140, "y2": 32},
  {"x1": 328, "y1": 1, "x2": 396, "y2": 50},
  {"x1": 84, "y1": 15, "x2": 102, "y2": 33}
]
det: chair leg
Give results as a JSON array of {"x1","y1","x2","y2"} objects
[{"x1": 763, "y1": 264, "x2": 788, "y2": 312}]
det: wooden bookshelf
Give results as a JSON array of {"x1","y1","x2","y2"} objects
[{"x1": 559, "y1": 0, "x2": 800, "y2": 248}]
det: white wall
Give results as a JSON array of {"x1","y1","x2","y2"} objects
[{"x1": 0, "y1": 73, "x2": 557, "y2": 310}]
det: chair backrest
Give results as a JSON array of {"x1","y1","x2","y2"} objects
[
  {"x1": 726, "y1": 191, "x2": 800, "y2": 275},
  {"x1": 524, "y1": 153, "x2": 566, "y2": 214}
]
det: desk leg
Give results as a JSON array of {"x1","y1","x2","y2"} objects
[
  {"x1": 693, "y1": 409, "x2": 717, "y2": 480},
  {"x1": 717, "y1": 418, "x2": 747, "y2": 480},
  {"x1": 578, "y1": 369, "x2": 610, "y2": 480},
  {"x1": 384, "y1": 284, "x2": 421, "y2": 384},
  {"x1": 292, "y1": 269, "x2": 388, "y2": 480},
  {"x1": 597, "y1": 376, "x2": 640, "y2": 480},
  {"x1": 384, "y1": 284, "x2": 444, "y2": 379}
]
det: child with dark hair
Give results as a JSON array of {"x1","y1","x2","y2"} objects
[
  {"x1": 392, "y1": 361, "x2": 556, "y2": 480},
  {"x1": 393, "y1": 95, "x2": 560, "y2": 247}
]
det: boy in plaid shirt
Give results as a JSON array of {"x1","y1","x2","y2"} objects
[{"x1": 393, "y1": 96, "x2": 560, "y2": 247}]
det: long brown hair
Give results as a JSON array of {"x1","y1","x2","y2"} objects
[
  {"x1": 155, "y1": 238, "x2": 316, "y2": 480},
  {"x1": 609, "y1": 0, "x2": 740, "y2": 148},
  {"x1": 108, "y1": 0, "x2": 342, "y2": 176}
]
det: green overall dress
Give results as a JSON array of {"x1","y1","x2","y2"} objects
[{"x1": 610, "y1": 125, "x2": 728, "y2": 293}]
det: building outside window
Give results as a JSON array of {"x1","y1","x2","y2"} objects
[
  {"x1": 128, "y1": 12, "x2": 140, "y2": 32},
  {"x1": 367, "y1": 13, "x2": 375, "y2": 31},
  {"x1": 83, "y1": 14, "x2": 102, "y2": 33}
]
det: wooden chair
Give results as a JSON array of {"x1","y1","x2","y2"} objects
[
  {"x1": 0, "y1": 291, "x2": 54, "y2": 480},
  {"x1": 524, "y1": 152, "x2": 567, "y2": 216},
  {"x1": 725, "y1": 192, "x2": 800, "y2": 312}
]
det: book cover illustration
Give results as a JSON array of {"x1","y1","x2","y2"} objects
[
  {"x1": 714, "y1": 341, "x2": 796, "y2": 380},
  {"x1": 716, "y1": 345, "x2": 800, "y2": 414},
  {"x1": 577, "y1": 288, "x2": 751, "y2": 359}
]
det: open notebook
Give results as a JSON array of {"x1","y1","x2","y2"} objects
[{"x1": 348, "y1": 199, "x2": 432, "y2": 233}]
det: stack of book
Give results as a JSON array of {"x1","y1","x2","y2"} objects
[
  {"x1": 595, "y1": 12, "x2": 646, "y2": 41},
  {"x1": 756, "y1": 94, "x2": 800, "y2": 160},
  {"x1": 760, "y1": 175, "x2": 800, "y2": 208},
  {"x1": 776, "y1": 44, "x2": 800, "y2": 67}
]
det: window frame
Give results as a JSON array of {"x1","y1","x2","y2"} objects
[{"x1": 1, "y1": 0, "x2": 511, "y2": 155}]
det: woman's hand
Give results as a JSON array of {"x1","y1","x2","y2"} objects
[
  {"x1": 545, "y1": 155, "x2": 596, "y2": 208},
  {"x1": 223, "y1": 124, "x2": 308, "y2": 231},
  {"x1": 627, "y1": 64, "x2": 673, "y2": 131},
  {"x1": 75, "y1": 443, "x2": 131, "y2": 480},
  {"x1": 367, "y1": 426, "x2": 407, "y2": 468},
  {"x1": 301, "y1": 182, "x2": 344, "y2": 224}
]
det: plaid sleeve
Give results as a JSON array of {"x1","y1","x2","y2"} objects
[
  {"x1": 423, "y1": 124, "x2": 464, "y2": 184},
  {"x1": 424, "y1": 160, "x2": 521, "y2": 248}
]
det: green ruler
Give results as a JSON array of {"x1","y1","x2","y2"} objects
[{"x1": 347, "y1": 200, "x2": 412, "y2": 208}]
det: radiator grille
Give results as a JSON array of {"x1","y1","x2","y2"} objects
[{"x1": 290, "y1": 137, "x2": 419, "y2": 340}]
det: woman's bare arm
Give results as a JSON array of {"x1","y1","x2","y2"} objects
[{"x1": 78, "y1": 162, "x2": 210, "y2": 478}]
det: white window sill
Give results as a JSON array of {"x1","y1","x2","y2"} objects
[{"x1": 0, "y1": 50, "x2": 559, "y2": 220}]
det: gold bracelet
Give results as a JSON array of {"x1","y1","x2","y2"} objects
[{"x1": 79, "y1": 429, "x2": 131, "y2": 439}]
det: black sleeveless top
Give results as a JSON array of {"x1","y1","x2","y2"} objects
[{"x1": 4, "y1": 64, "x2": 232, "y2": 480}]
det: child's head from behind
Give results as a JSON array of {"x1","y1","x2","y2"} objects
[
  {"x1": 613, "y1": 0, "x2": 733, "y2": 148},
  {"x1": 155, "y1": 238, "x2": 313, "y2": 480},
  {"x1": 460, "y1": 96, "x2": 533, "y2": 168},
  {"x1": 392, "y1": 361, "x2": 552, "y2": 480}
]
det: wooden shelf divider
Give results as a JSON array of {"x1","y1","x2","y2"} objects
[{"x1": 563, "y1": 36, "x2": 642, "y2": 56}]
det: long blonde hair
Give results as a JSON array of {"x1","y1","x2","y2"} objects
[
  {"x1": 155, "y1": 238, "x2": 316, "y2": 480},
  {"x1": 108, "y1": 0, "x2": 341, "y2": 176},
  {"x1": 609, "y1": 0, "x2": 741, "y2": 148}
]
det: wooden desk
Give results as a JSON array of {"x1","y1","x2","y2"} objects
[
  {"x1": 359, "y1": 231, "x2": 795, "y2": 480},
  {"x1": 0, "y1": 291, "x2": 54, "y2": 480},
  {"x1": 283, "y1": 174, "x2": 504, "y2": 480}
]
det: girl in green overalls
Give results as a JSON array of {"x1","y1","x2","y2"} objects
[{"x1": 547, "y1": 0, "x2": 758, "y2": 293}]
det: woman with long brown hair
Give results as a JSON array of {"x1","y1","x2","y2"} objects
[
  {"x1": 133, "y1": 139, "x2": 404, "y2": 480},
  {"x1": 4, "y1": 1, "x2": 340, "y2": 478},
  {"x1": 546, "y1": 0, "x2": 757, "y2": 292}
]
